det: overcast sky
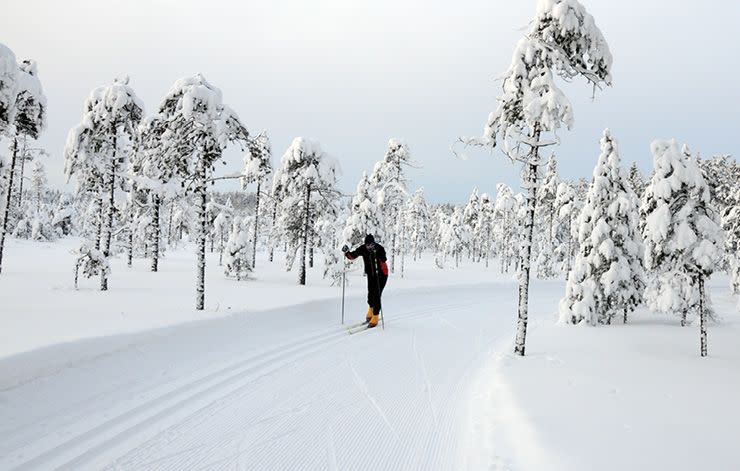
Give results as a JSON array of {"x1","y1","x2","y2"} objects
[{"x1": 2, "y1": 0, "x2": 738, "y2": 203}]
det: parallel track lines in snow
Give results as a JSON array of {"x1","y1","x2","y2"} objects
[{"x1": 9, "y1": 296, "x2": 492, "y2": 470}]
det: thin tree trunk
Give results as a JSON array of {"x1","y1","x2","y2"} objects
[
  {"x1": 127, "y1": 230, "x2": 133, "y2": 267},
  {"x1": 269, "y1": 201, "x2": 277, "y2": 263},
  {"x1": 0, "y1": 138, "x2": 19, "y2": 275},
  {"x1": 151, "y1": 194, "x2": 160, "y2": 272},
  {"x1": 252, "y1": 182, "x2": 260, "y2": 268},
  {"x1": 100, "y1": 138, "x2": 117, "y2": 292},
  {"x1": 196, "y1": 163, "x2": 207, "y2": 310},
  {"x1": 699, "y1": 276, "x2": 707, "y2": 357},
  {"x1": 299, "y1": 184, "x2": 311, "y2": 285},
  {"x1": 514, "y1": 127, "x2": 541, "y2": 357},
  {"x1": 167, "y1": 199, "x2": 174, "y2": 246},
  {"x1": 390, "y1": 232, "x2": 396, "y2": 273},
  {"x1": 17, "y1": 138, "x2": 26, "y2": 208}
]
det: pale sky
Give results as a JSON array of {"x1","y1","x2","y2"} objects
[{"x1": 2, "y1": 0, "x2": 738, "y2": 203}]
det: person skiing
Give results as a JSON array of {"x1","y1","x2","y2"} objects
[{"x1": 342, "y1": 234, "x2": 389, "y2": 328}]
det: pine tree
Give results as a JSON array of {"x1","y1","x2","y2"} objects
[
  {"x1": 462, "y1": 187, "x2": 481, "y2": 261},
  {"x1": 493, "y1": 184, "x2": 519, "y2": 273},
  {"x1": 627, "y1": 162, "x2": 646, "y2": 200},
  {"x1": 553, "y1": 181, "x2": 579, "y2": 273},
  {"x1": 65, "y1": 78, "x2": 142, "y2": 290},
  {"x1": 536, "y1": 154, "x2": 560, "y2": 278},
  {"x1": 1, "y1": 55, "x2": 46, "y2": 275},
  {"x1": 475, "y1": 193, "x2": 496, "y2": 268},
  {"x1": 223, "y1": 217, "x2": 253, "y2": 281},
  {"x1": 242, "y1": 130, "x2": 272, "y2": 268},
  {"x1": 721, "y1": 187, "x2": 740, "y2": 294},
  {"x1": 370, "y1": 139, "x2": 413, "y2": 272},
  {"x1": 152, "y1": 74, "x2": 249, "y2": 309},
  {"x1": 641, "y1": 140, "x2": 723, "y2": 356},
  {"x1": 405, "y1": 188, "x2": 429, "y2": 262},
  {"x1": 343, "y1": 171, "x2": 382, "y2": 246},
  {"x1": 559, "y1": 130, "x2": 645, "y2": 325},
  {"x1": 276, "y1": 137, "x2": 340, "y2": 285},
  {"x1": 463, "y1": 0, "x2": 613, "y2": 355}
]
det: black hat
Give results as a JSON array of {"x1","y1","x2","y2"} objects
[{"x1": 364, "y1": 234, "x2": 375, "y2": 244}]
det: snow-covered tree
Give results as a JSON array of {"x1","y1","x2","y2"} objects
[
  {"x1": 405, "y1": 188, "x2": 429, "y2": 262},
  {"x1": 641, "y1": 140, "x2": 723, "y2": 356},
  {"x1": 275, "y1": 137, "x2": 340, "y2": 285},
  {"x1": 463, "y1": 0, "x2": 613, "y2": 355},
  {"x1": 722, "y1": 187, "x2": 740, "y2": 294},
  {"x1": 627, "y1": 162, "x2": 646, "y2": 200},
  {"x1": 535, "y1": 154, "x2": 560, "y2": 278},
  {"x1": 462, "y1": 187, "x2": 481, "y2": 260},
  {"x1": 223, "y1": 217, "x2": 253, "y2": 281},
  {"x1": 64, "y1": 78, "x2": 142, "y2": 290},
  {"x1": 559, "y1": 130, "x2": 645, "y2": 325},
  {"x1": 0, "y1": 44, "x2": 19, "y2": 136},
  {"x1": 242, "y1": 130, "x2": 272, "y2": 268},
  {"x1": 51, "y1": 193, "x2": 75, "y2": 236},
  {"x1": 1, "y1": 55, "x2": 46, "y2": 275},
  {"x1": 475, "y1": 193, "x2": 496, "y2": 267},
  {"x1": 343, "y1": 171, "x2": 382, "y2": 247},
  {"x1": 493, "y1": 184, "x2": 519, "y2": 273},
  {"x1": 370, "y1": 139, "x2": 413, "y2": 272},
  {"x1": 553, "y1": 181, "x2": 579, "y2": 273},
  {"x1": 153, "y1": 74, "x2": 249, "y2": 309},
  {"x1": 440, "y1": 206, "x2": 467, "y2": 268}
]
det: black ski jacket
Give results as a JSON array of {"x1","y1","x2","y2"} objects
[{"x1": 345, "y1": 243, "x2": 389, "y2": 278}]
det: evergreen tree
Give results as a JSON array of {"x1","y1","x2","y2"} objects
[
  {"x1": 553, "y1": 181, "x2": 579, "y2": 273},
  {"x1": 536, "y1": 154, "x2": 560, "y2": 278},
  {"x1": 276, "y1": 137, "x2": 340, "y2": 285},
  {"x1": 462, "y1": 187, "x2": 481, "y2": 260},
  {"x1": 627, "y1": 161, "x2": 646, "y2": 200},
  {"x1": 223, "y1": 216, "x2": 253, "y2": 281},
  {"x1": 405, "y1": 188, "x2": 429, "y2": 262},
  {"x1": 493, "y1": 183, "x2": 519, "y2": 273},
  {"x1": 475, "y1": 193, "x2": 496, "y2": 268},
  {"x1": 1, "y1": 56, "x2": 46, "y2": 275},
  {"x1": 721, "y1": 187, "x2": 740, "y2": 294},
  {"x1": 65, "y1": 78, "x2": 142, "y2": 290},
  {"x1": 242, "y1": 130, "x2": 272, "y2": 268},
  {"x1": 153, "y1": 74, "x2": 249, "y2": 309},
  {"x1": 370, "y1": 139, "x2": 413, "y2": 272},
  {"x1": 463, "y1": 0, "x2": 613, "y2": 355},
  {"x1": 343, "y1": 171, "x2": 382, "y2": 246},
  {"x1": 559, "y1": 130, "x2": 645, "y2": 325},
  {"x1": 641, "y1": 140, "x2": 723, "y2": 356}
]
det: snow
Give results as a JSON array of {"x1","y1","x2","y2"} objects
[
  {"x1": 1, "y1": 239, "x2": 739, "y2": 469},
  {"x1": 469, "y1": 274, "x2": 740, "y2": 471},
  {"x1": 0, "y1": 42, "x2": 19, "y2": 134}
]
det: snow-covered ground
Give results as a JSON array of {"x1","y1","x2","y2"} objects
[{"x1": 1, "y1": 239, "x2": 739, "y2": 470}]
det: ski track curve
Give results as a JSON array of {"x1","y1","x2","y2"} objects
[{"x1": 0, "y1": 282, "x2": 513, "y2": 470}]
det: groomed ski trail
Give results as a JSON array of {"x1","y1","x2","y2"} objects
[{"x1": 0, "y1": 283, "x2": 514, "y2": 470}]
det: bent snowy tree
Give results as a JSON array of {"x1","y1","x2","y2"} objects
[
  {"x1": 153, "y1": 74, "x2": 249, "y2": 310},
  {"x1": 64, "y1": 78, "x2": 142, "y2": 290},
  {"x1": 461, "y1": 0, "x2": 613, "y2": 356}
]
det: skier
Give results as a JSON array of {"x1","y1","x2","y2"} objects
[{"x1": 342, "y1": 234, "x2": 389, "y2": 328}]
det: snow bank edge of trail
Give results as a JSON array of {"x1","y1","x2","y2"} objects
[{"x1": 463, "y1": 340, "x2": 565, "y2": 471}]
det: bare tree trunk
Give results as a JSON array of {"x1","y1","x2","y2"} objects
[
  {"x1": 167, "y1": 198, "x2": 174, "y2": 246},
  {"x1": 699, "y1": 276, "x2": 707, "y2": 357},
  {"x1": 268, "y1": 201, "x2": 277, "y2": 263},
  {"x1": 100, "y1": 138, "x2": 117, "y2": 292},
  {"x1": 196, "y1": 163, "x2": 207, "y2": 310},
  {"x1": 0, "y1": 138, "x2": 19, "y2": 275},
  {"x1": 151, "y1": 194, "x2": 160, "y2": 272},
  {"x1": 514, "y1": 127, "x2": 541, "y2": 357},
  {"x1": 299, "y1": 184, "x2": 311, "y2": 285},
  {"x1": 127, "y1": 230, "x2": 134, "y2": 267},
  {"x1": 252, "y1": 182, "x2": 260, "y2": 268}
]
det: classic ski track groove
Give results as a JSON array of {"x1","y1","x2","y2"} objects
[{"x1": 8, "y1": 297, "x2": 489, "y2": 470}]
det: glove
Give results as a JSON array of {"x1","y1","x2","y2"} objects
[{"x1": 341, "y1": 245, "x2": 349, "y2": 253}]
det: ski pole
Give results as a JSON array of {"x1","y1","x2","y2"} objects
[
  {"x1": 372, "y1": 254, "x2": 385, "y2": 330},
  {"x1": 341, "y1": 268, "x2": 346, "y2": 325}
]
